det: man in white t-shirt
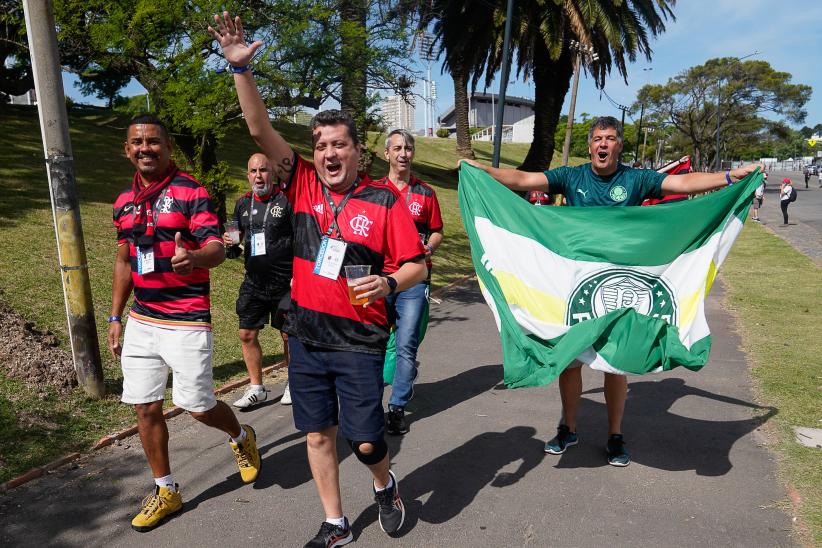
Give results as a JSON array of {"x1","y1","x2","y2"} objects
[{"x1": 752, "y1": 181, "x2": 765, "y2": 222}]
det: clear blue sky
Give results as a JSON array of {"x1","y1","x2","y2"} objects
[{"x1": 63, "y1": 0, "x2": 820, "y2": 131}]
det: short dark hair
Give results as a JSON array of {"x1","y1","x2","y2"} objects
[
  {"x1": 128, "y1": 114, "x2": 169, "y2": 139},
  {"x1": 588, "y1": 116, "x2": 623, "y2": 143},
  {"x1": 310, "y1": 109, "x2": 359, "y2": 147}
]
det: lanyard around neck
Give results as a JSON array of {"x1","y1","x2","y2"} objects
[
  {"x1": 322, "y1": 179, "x2": 359, "y2": 238},
  {"x1": 248, "y1": 194, "x2": 274, "y2": 231}
]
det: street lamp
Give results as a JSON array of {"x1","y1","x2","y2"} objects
[
  {"x1": 561, "y1": 40, "x2": 599, "y2": 166},
  {"x1": 715, "y1": 50, "x2": 761, "y2": 171}
]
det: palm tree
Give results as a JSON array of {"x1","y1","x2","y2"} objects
[
  {"x1": 471, "y1": 0, "x2": 675, "y2": 170},
  {"x1": 417, "y1": 1, "x2": 500, "y2": 159}
]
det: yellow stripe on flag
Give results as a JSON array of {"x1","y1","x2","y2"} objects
[{"x1": 492, "y1": 270, "x2": 567, "y2": 325}]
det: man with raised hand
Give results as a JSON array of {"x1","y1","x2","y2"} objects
[
  {"x1": 463, "y1": 115, "x2": 762, "y2": 467},
  {"x1": 109, "y1": 114, "x2": 261, "y2": 532},
  {"x1": 376, "y1": 129, "x2": 444, "y2": 435},
  {"x1": 225, "y1": 153, "x2": 294, "y2": 409},
  {"x1": 209, "y1": 13, "x2": 427, "y2": 547}
]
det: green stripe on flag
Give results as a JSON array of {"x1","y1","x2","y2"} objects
[{"x1": 458, "y1": 164, "x2": 760, "y2": 388}]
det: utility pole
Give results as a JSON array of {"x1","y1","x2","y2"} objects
[
  {"x1": 491, "y1": 0, "x2": 514, "y2": 167},
  {"x1": 22, "y1": 0, "x2": 104, "y2": 398},
  {"x1": 633, "y1": 103, "x2": 644, "y2": 163},
  {"x1": 561, "y1": 53, "x2": 582, "y2": 167},
  {"x1": 561, "y1": 40, "x2": 599, "y2": 166}
]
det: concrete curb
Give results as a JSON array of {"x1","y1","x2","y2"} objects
[{"x1": 0, "y1": 273, "x2": 477, "y2": 493}]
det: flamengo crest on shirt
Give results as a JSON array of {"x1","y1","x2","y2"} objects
[
  {"x1": 349, "y1": 214, "x2": 374, "y2": 237},
  {"x1": 566, "y1": 269, "x2": 677, "y2": 326},
  {"x1": 408, "y1": 201, "x2": 423, "y2": 216}
]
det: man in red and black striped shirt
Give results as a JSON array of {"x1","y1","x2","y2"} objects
[
  {"x1": 376, "y1": 129, "x2": 444, "y2": 436},
  {"x1": 108, "y1": 115, "x2": 261, "y2": 532},
  {"x1": 211, "y1": 13, "x2": 427, "y2": 546}
]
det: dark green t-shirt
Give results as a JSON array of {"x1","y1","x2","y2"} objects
[{"x1": 544, "y1": 163, "x2": 666, "y2": 207}]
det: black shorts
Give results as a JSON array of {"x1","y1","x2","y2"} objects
[{"x1": 236, "y1": 279, "x2": 291, "y2": 331}]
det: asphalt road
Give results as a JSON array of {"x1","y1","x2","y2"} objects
[
  {"x1": 756, "y1": 169, "x2": 822, "y2": 265},
  {"x1": 0, "y1": 281, "x2": 795, "y2": 547}
]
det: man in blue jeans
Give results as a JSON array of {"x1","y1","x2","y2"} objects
[{"x1": 377, "y1": 129, "x2": 444, "y2": 435}]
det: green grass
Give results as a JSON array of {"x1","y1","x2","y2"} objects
[
  {"x1": 720, "y1": 221, "x2": 822, "y2": 545},
  {"x1": 0, "y1": 104, "x2": 577, "y2": 483}
]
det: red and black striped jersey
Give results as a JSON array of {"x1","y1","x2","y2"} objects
[
  {"x1": 112, "y1": 171, "x2": 222, "y2": 329},
  {"x1": 283, "y1": 154, "x2": 425, "y2": 354},
  {"x1": 375, "y1": 175, "x2": 443, "y2": 277}
]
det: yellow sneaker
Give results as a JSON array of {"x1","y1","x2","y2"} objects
[
  {"x1": 230, "y1": 424, "x2": 261, "y2": 483},
  {"x1": 131, "y1": 484, "x2": 182, "y2": 532}
]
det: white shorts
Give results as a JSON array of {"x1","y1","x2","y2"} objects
[{"x1": 121, "y1": 319, "x2": 217, "y2": 412}]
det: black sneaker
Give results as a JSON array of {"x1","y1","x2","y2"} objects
[
  {"x1": 386, "y1": 407, "x2": 408, "y2": 436},
  {"x1": 544, "y1": 424, "x2": 578, "y2": 454},
  {"x1": 606, "y1": 434, "x2": 630, "y2": 467},
  {"x1": 374, "y1": 470, "x2": 405, "y2": 534},
  {"x1": 304, "y1": 518, "x2": 353, "y2": 548}
]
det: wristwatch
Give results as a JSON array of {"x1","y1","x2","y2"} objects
[
  {"x1": 107, "y1": 315, "x2": 122, "y2": 323},
  {"x1": 384, "y1": 276, "x2": 398, "y2": 295}
]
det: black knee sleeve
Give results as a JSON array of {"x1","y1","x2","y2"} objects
[{"x1": 347, "y1": 438, "x2": 388, "y2": 465}]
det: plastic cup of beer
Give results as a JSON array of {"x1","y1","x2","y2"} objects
[
  {"x1": 344, "y1": 265, "x2": 371, "y2": 306},
  {"x1": 225, "y1": 221, "x2": 240, "y2": 245}
]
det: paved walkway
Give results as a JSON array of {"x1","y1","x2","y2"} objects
[
  {"x1": 0, "y1": 280, "x2": 795, "y2": 547},
  {"x1": 757, "y1": 169, "x2": 822, "y2": 266}
]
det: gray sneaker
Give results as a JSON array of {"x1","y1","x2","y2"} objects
[
  {"x1": 232, "y1": 386, "x2": 267, "y2": 409},
  {"x1": 374, "y1": 470, "x2": 405, "y2": 534},
  {"x1": 544, "y1": 424, "x2": 578, "y2": 454}
]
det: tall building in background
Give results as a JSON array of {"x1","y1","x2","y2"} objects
[{"x1": 381, "y1": 94, "x2": 416, "y2": 131}]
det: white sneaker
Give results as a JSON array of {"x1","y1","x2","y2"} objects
[
  {"x1": 232, "y1": 386, "x2": 267, "y2": 409},
  {"x1": 281, "y1": 382, "x2": 292, "y2": 405}
]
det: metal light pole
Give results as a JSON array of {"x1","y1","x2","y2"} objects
[
  {"x1": 22, "y1": 0, "x2": 104, "y2": 398},
  {"x1": 561, "y1": 53, "x2": 582, "y2": 166},
  {"x1": 561, "y1": 40, "x2": 599, "y2": 166},
  {"x1": 716, "y1": 50, "x2": 760, "y2": 171},
  {"x1": 491, "y1": 0, "x2": 514, "y2": 167},
  {"x1": 419, "y1": 33, "x2": 437, "y2": 136}
]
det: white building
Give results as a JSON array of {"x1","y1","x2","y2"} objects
[{"x1": 381, "y1": 94, "x2": 416, "y2": 131}]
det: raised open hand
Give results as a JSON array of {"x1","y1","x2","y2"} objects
[{"x1": 207, "y1": 11, "x2": 262, "y2": 68}]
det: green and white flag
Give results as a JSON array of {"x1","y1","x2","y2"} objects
[{"x1": 458, "y1": 164, "x2": 762, "y2": 389}]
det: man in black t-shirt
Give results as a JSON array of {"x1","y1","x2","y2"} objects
[{"x1": 225, "y1": 153, "x2": 294, "y2": 409}]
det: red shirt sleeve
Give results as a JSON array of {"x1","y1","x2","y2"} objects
[
  {"x1": 383, "y1": 197, "x2": 426, "y2": 273},
  {"x1": 426, "y1": 191, "x2": 444, "y2": 232}
]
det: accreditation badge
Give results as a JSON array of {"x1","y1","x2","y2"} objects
[
  {"x1": 137, "y1": 246, "x2": 155, "y2": 275},
  {"x1": 251, "y1": 231, "x2": 266, "y2": 256},
  {"x1": 313, "y1": 236, "x2": 347, "y2": 280}
]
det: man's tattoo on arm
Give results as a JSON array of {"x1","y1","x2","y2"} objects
[{"x1": 275, "y1": 156, "x2": 294, "y2": 180}]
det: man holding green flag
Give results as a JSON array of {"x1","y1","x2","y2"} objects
[{"x1": 462, "y1": 116, "x2": 762, "y2": 467}]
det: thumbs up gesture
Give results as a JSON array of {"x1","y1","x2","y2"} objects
[{"x1": 171, "y1": 232, "x2": 193, "y2": 274}]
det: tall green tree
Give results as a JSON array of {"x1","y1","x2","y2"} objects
[
  {"x1": 0, "y1": 0, "x2": 33, "y2": 100},
  {"x1": 472, "y1": 0, "x2": 675, "y2": 171},
  {"x1": 633, "y1": 57, "x2": 811, "y2": 169},
  {"x1": 53, "y1": 0, "x2": 416, "y2": 216}
]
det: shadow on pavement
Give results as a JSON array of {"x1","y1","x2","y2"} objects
[
  {"x1": 550, "y1": 378, "x2": 777, "y2": 476},
  {"x1": 351, "y1": 426, "x2": 544, "y2": 536},
  {"x1": 385, "y1": 363, "x2": 503, "y2": 460}
]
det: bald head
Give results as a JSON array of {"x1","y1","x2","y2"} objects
[{"x1": 247, "y1": 153, "x2": 274, "y2": 197}]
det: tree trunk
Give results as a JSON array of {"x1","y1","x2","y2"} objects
[
  {"x1": 452, "y1": 66, "x2": 474, "y2": 159},
  {"x1": 338, "y1": 0, "x2": 371, "y2": 171},
  {"x1": 521, "y1": 42, "x2": 574, "y2": 172}
]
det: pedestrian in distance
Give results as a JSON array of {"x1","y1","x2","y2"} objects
[
  {"x1": 376, "y1": 129, "x2": 444, "y2": 436},
  {"x1": 780, "y1": 177, "x2": 795, "y2": 225},
  {"x1": 209, "y1": 12, "x2": 428, "y2": 547},
  {"x1": 803, "y1": 167, "x2": 810, "y2": 189},
  {"x1": 752, "y1": 179, "x2": 765, "y2": 222},
  {"x1": 462, "y1": 116, "x2": 763, "y2": 467},
  {"x1": 225, "y1": 153, "x2": 294, "y2": 409},
  {"x1": 108, "y1": 114, "x2": 261, "y2": 532}
]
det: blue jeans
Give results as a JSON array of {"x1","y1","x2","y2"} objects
[{"x1": 385, "y1": 281, "x2": 429, "y2": 409}]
